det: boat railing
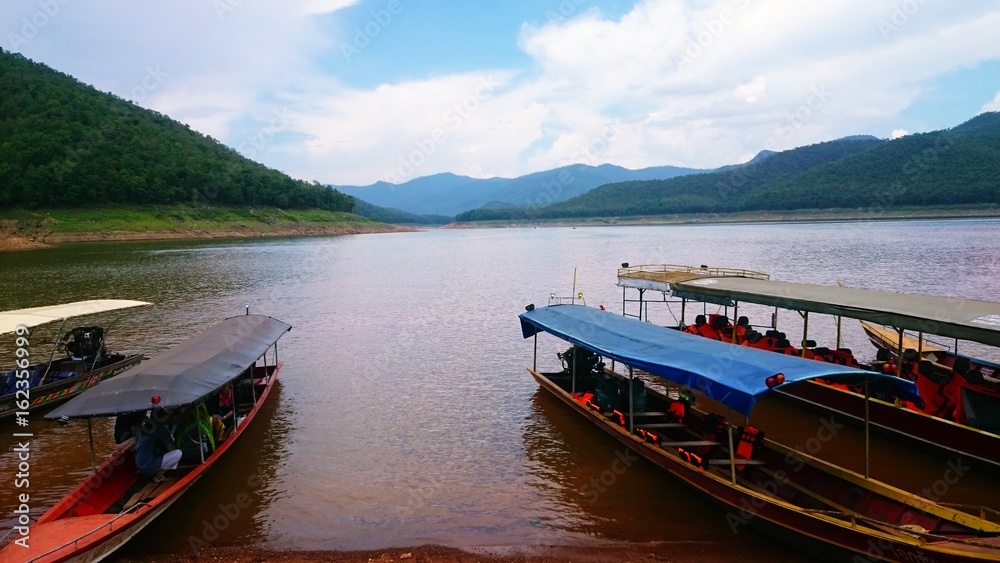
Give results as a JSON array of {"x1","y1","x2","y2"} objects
[
  {"x1": 24, "y1": 501, "x2": 150, "y2": 562},
  {"x1": 940, "y1": 502, "x2": 1000, "y2": 523},
  {"x1": 617, "y1": 264, "x2": 770, "y2": 280}
]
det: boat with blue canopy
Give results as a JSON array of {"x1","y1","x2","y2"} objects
[{"x1": 520, "y1": 303, "x2": 1000, "y2": 562}]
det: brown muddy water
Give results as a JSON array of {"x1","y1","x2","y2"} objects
[{"x1": 2, "y1": 218, "x2": 1000, "y2": 560}]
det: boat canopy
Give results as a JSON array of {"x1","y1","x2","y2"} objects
[
  {"x1": 0, "y1": 299, "x2": 152, "y2": 335},
  {"x1": 46, "y1": 315, "x2": 291, "y2": 419},
  {"x1": 519, "y1": 305, "x2": 919, "y2": 416},
  {"x1": 669, "y1": 277, "x2": 1000, "y2": 348}
]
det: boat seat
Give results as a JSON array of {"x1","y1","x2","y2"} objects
[
  {"x1": 635, "y1": 423, "x2": 686, "y2": 429},
  {"x1": 660, "y1": 440, "x2": 720, "y2": 447},
  {"x1": 603, "y1": 411, "x2": 666, "y2": 419},
  {"x1": 707, "y1": 458, "x2": 766, "y2": 466}
]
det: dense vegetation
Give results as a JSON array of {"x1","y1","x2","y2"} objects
[
  {"x1": 350, "y1": 200, "x2": 451, "y2": 225},
  {"x1": 0, "y1": 49, "x2": 354, "y2": 213},
  {"x1": 456, "y1": 113, "x2": 1000, "y2": 221}
]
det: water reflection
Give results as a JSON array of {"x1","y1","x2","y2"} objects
[
  {"x1": 523, "y1": 389, "x2": 811, "y2": 559},
  {"x1": 1, "y1": 219, "x2": 1000, "y2": 558}
]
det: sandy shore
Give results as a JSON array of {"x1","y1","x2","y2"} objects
[{"x1": 0, "y1": 224, "x2": 415, "y2": 252}]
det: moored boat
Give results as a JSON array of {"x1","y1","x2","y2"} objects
[
  {"x1": 520, "y1": 303, "x2": 1000, "y2": 562},
  {"x1": 0, "y1": 313, "x2": 291, "y2": 563},
  {"x1": 0, "y1": 300, "x2": 151, "y2": 421},
  {"x1": 617, "y1": 264, "x2": 1000, "y2": 472}
]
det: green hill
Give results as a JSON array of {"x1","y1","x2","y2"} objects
[
  {"x1": 0, "y1": 49, "x2": 354, "y2": 213},
  {"x1": 456, "y1": 114, "x2": 1000, "y2": 221}
]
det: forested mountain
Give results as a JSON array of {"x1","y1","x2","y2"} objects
[
  {"x1": 0, "y1": 49, "x2": 354, "y2": 212},
  {"x1": 456, "y1": 115, "x2": 1000, "y2": 221},
  {"x1": 333, "y1": 163, "x2": 702, "y2": 216},
  {"x1": 351, "y1": 199, "x2": 452, "y2": 225}
]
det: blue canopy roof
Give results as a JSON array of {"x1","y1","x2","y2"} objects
[{"x1": 519, "y1": 305, "x2": 920, "y2": 416}]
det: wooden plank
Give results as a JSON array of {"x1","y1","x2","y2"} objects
[
  {"x1": 636, "y1": 423, "x2": 687, "y2": 429},
  {"x1": 660, "y1": 440, "x2": 720, "y2": 447},
  {"x1": 707, "y1": 458, "x2": 765, "y2": 466}
]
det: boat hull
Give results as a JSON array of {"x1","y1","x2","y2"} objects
[
  {"x1": 777, "y1": 380, "x2": 1000, "y2": 472},
  {"x1": 531, "y1": 369, "x2": 1000, "y2": 563},
  {"x1": 0, "y1": 355, "x2": 143, "y2": 421},
  {"x1": 0, "y1": 363, "x2": 281, "y2": 563}
]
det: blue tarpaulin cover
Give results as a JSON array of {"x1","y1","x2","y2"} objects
[
  {"x1": 519, "y1": 304, "x2": 919, "y2": 416},
  {"x1": 47, "y1": 315, "x2": 291, "y2": 419}
]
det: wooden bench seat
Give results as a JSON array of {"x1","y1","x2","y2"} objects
[
  {"x1": 635, "y1": 423, "x2": 687, "y2": 429},
  {"x1": 660, "y1": 440, "x2": 720, "y2": 447},
  {"x1": 707, "y1": 458, "x2": 766, "y2": 466}
]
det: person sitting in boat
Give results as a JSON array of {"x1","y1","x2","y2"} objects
[
  {"x1": 134, "y1": 412, "x2": 182, "y2": 478},
  {"x1": 666, "y1": 389, "x2": 695, "y2": 424},
  {"x1": 114, "y1": 410, "x2": 147, "y2": 444},
  {"x1": 175, "y1": 403, "x2": 216, "y2": 464},
  {"x1": 210, "y1": 385, "x2": 235, "y2": 432}
]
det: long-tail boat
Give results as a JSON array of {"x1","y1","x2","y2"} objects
[
  {"x1": 0, "y1": 300, "x2": 151, "y2": 421},
  {"x1": 617, "y1": 264, "x2": 1000, "y2": 472},
  {"x1": 0, "y1": 313, "x2": 291, "y2": 563},
  {"x1": 520, "y1": 303, "x2": 1000, "y2": 562}
]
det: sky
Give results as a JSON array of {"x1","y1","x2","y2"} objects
[{"x1": 4, "y1": 0, "x2": 1000, "y2": 186}]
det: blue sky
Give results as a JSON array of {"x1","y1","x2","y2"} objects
[{"x1": 3, "y1": 0, "x2": 1000, "y2": 185}]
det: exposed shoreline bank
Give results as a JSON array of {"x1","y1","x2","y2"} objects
[{"x1": 4, "y1": 206, "x2": 998, "y2": 252}]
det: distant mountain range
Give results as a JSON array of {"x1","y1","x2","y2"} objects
[
  {"x1": 455, "y1": 114, "x2": 1000, "y2": 222},
  {"x1": 331, "y1": 163, "x2": 702, "y2": 218}
]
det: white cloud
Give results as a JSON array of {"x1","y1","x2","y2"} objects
[
  {"x1": 985, "y1": 92, "x2": 1000, "y2": 112},
  {"x1": 890, "y1": 129, "x2": 909, "y2": 139},
  {"x1": 4, "y1": 0, "x2": 1000, "y2": 185}
]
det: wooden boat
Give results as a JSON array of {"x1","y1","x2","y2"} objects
[
  {"x1": 0, "y1": 314, "x2": 291, "y2": 563},
  {"x1": 520, "y1": 304, "x2": 1000, "y2": 562},
  {"x1": 0, "y1": 300, "x2": 151, "y2": 421},
  {"x1": 617, "y1": 265, "x2": 1000, "y2": 472}
]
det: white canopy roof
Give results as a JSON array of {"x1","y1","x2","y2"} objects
[{"x1": 0, "y1": 300, "x2": 152, "y2": 335}]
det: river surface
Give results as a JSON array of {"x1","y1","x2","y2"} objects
[{"x1": 2, "y1": 218, "x2": 1000, "y2": 560}]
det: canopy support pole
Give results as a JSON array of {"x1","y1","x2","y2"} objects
[
  {"x1": 40, "y1": 318, "x2": 69, "y2": 385},
  {"x1": 895, "y1": 328, "x2": 905, "y2": 379},
  {"x1": 727, "y1": 408, "x2": 736, "y2": 485},
  {"x1": 732, "y1": 303, "x2": 739, "y2": 344},
  {"x1": 571, "y1": 347, "x2": 577, "y2": 395},
  {"x1": 772, "y1": 307, "x2": 778, "y2": 330},
  {"x1": 198, "y1": 416, "x2": 206, "y2": 464},
  {"x1": 836, "y1": 316, "x2": 843, "y2": 349},
  {"x1": 801, "y1": 311, "x2": 809, "y2": 357},
  {"x1": 87, "y1": 419, "x2": 97, "y2": 473},
  {"x1": 955, "y1": 338, "x2": 959, "y2": 355},
  {"x1": 864, "y1": 380, "x2": 871, "y2": 479},
  {"x1": 680, "y1": 298, "x2": 686, "y2": 328},
  {"x1": 917, "y1": 331, "x2": 923, "y2": 356},
  {"x1": 628, "y1": 365, "x2": 634, "y2": 433},
  {"x1": 532, "y1": 333, "x2": 537, "y2": 372}
]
